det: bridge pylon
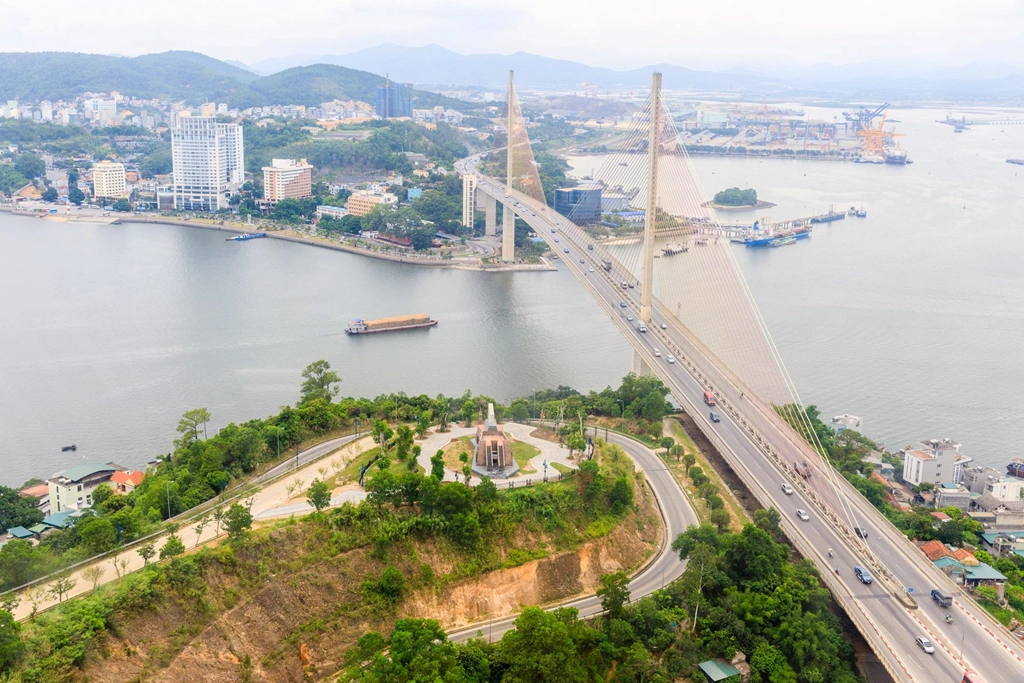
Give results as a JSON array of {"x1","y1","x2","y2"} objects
[{"x1": 640, "y1": 72, "x2": 662, "y2": 324}]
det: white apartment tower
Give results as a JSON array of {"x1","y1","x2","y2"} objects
[
  {"x1": 92, "y1": 160, "x2": 127, "y2": 199},
  {"x1": 171, "y1": 115, "x2": 245, "y2": 212}
]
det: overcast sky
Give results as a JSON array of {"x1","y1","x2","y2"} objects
[{"x1": 4, "y1": 0, "x2": 1024, "y2": 71}]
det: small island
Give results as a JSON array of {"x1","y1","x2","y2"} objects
[{"x1": 705, "y1": 187, "x2": 776, "y2": 210}]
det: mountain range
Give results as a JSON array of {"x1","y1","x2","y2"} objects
[
  {"x1": 247, "y1": 44, "x2": 1024, "y2": 100},
  {"x1": 0, "y1": 51, "x2": 462, "y2": 109}
]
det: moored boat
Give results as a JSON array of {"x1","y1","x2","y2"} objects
[{"x1": 346, "y1": 314, "x2": 438, "y2": 335}]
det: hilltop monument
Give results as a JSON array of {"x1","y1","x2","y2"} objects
[{"x1": 473, "y1": 403, "x2": 518, "y2": 478}]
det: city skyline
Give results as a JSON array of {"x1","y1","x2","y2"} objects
[{"x1": 4, "y1": 0, "x2": 1024, "y2": 74}]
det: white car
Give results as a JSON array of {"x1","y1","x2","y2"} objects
[
  {"x1": 654, "y1": 349, "x2": 661, "y2": 357},
  {"x1": 627, "y1": 315, "x2": 633, "y2": 321},
  {"x1": 660, "y1": 323, "x2": 667, "y2": 329},
  {"x1": 667, "y1": 355, "x2": 675, "y2": 364},
  {"x1": 588, "y1": 268, "x2": 594, "y2": 272},
  {"x1": 915, "y1": 637, "x2": 934, "y2": 654},
  {"x1": 781, "y1": 483, "x2": 794, "y2": 495},
  {"x1": 796, "y1": 509, "x2": 810, "y2": 521}
]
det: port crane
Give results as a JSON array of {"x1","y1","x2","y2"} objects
[
  {"x1": 843, "y1": 102, "x2": 890, "y2": 132},
  {"x1": 857, "y1": 111, "x2": 902, "y2": 157}
]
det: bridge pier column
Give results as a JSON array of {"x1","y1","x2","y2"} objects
[
  {"x1": 481, "y1": 191, "x2": 497, "y2": 236},
  {"x1": 461, "y1": 174, "x2": 477, "y2": 229},
  {"x1": 501, "y1": 201, "x2": 515, "y2": 262},
  {"x1": 631, "y1": 349, "x2": 651, "y2": 377}
]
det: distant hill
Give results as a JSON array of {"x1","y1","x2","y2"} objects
[
  {"x1": 0, "y1": 51, "x2": 259, "y2": 102},
  {"x1": 228, "y1": 63, "x2": 469, "y2": 110},
  {"x1": 250, "y1": 43, "x2": 784, "y2": 90}
]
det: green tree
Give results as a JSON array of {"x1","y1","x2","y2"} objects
[
  {"x1": 112, "y1": 198, "x2": 131, "y2": 212},
  {"x1": 430, "y1": 449, "x2": 445, "y2": 481},
  {"x1": 137, "y1": 542, "x2": 156, "y2": 566},
  {"x1": 710, "y1": 507, "x2": 732, "y2": 532},
  {"x1": 68, "y1": 186, "x2": 85, "y2": 205},
  {"x1": 299, "y1": 359, "x2": 341, "y2": 404},
  {"x1": 41, "y1": 186, "x2": 58, "y2": 202},
  {"x1": 0, "y1": 609, "x2": 25, "y2": 674},
  {"x1": 176, "y1": 407, "x2": 211, "y2": 447},
  {"x1": 500, "y1": 607, "x2": 586, "y2": 683},
  {"x1": 597, "y1": 571, "x2": 630, "y2": 622},
  {"x1": 306, "y1": 478, "x2": 331, "y2": 514},
  {"x1": 47, "y1": 572, "x2": 77, "y2": 603},
  {"x1": 713, "y1": 187, "x2": 758, "y2": 206},
  {"x1": 224, "y1": 502, "x2": 253, "y2": 540},
  {"x1": 159, "y1": 534, "x2": 185, "y2": 560},
  {"x1": 0, "y1": 485, "x2": 44, "y2": 530},
  {"x1": 394, "y1": 425, "x2": 414, "y2": 461},
  {"x1": 14, "y1": 153, "x2": 45, "y2": 180}
]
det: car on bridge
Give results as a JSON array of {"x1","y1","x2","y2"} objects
[
  {"x1": 916, "y1": 636, "x2": 935, "y2": 654},
  {"x1": 654, "y1": 349, "x2": 661, "y2": 357},
  {"x1": 589, "y1": 268, "x2": 594, "y2": 272},
  {"x1": 709, "y1": 411, "x2": 721, "y2": 422},
  {"x1": 620, "y1": 302, "x2": 627, "y2": 308},
  {"x1": 854, "y1": 526, "x2": 869, "y2": 539},
  {"x1": 564, "y1": 248, "x2": 570, "y2": 254},
  {"x1": 554, "y1": 237, "x2": 559, "y2": 242},
  {"x1": 796, "y1": 509, "x2": 810, "y2": 521},
  {"x1": 627, "y1": 315, "x2": 633, "y2": 321},
  {"x1": 854, "y1": 566, "x2": 873, "y2": 584},
  {"x1": 580, "y1": 258, "x2": 585, "y2": 264},
  {"x1": 781, "y1": 483, "x2": 794, "y2": 495},
  {"x1": 667, "y1": 355, "x2": 675, "y2": 364}
]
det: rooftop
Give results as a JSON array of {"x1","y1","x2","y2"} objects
[
  {"x1": 697, "y1": 659, "x2": 741, "y2": 682},
  {"x1": 51, "y1": 462, "x2": 120, "y2": 484}
]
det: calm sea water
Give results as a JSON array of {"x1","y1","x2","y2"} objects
[{"x1": 1, "y1": 106, "x2": 1022, "y2": 486}]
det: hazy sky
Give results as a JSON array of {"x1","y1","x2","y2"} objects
[{"x1": 4, "y1": 0, "x2": 1024, "y2": 70}]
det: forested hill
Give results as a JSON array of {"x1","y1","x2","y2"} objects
[
  {"x1": 227, "y1": 64, "x2": 468, "y2": 110},
  {"x1": 0, "y1": 51, "x2": 258, "y2": 101},
  {"x1": 0, "y1": 51, "x2": 467, "y2": 109}
]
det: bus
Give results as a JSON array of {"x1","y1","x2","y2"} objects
[{"x1": 961, "y1": 670, "x2": 984, "y2": 683}]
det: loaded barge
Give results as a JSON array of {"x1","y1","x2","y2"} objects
[{"x1": 346, "y1": 314, "x2": 438, "y2": 335}]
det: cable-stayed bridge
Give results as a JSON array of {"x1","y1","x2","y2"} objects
[{"x1": 456, "y1": 72, "x2": 1023, "y2": 683}]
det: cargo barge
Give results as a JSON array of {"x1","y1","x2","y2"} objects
[{"x1": 345, "y1": 314, "x2": 438, "y2": 335}]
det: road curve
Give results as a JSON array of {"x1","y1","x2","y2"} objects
[{"x1": 448, "y1": 431, "x2": 698, "y2": 643}]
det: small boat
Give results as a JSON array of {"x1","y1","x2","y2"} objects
[
  {"x1": 768, "y1": 236, "x2": 796, "y2": 247},
  {"x1": 227, "y1": 232, "x2": 268, "y2": 242},
  {"x1": 61, "y1": 444, "x2": 77, "y2": 452}
]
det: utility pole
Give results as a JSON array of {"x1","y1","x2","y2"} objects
[{"x1": 640, "y1": 72, "x2": 661, "y2": 324}]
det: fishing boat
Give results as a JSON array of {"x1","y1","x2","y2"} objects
[
  {"x1": 1007, "y1": 458, "x2": 1024, "y2": 478},
  {"x1": 61, "y1": 444, "x2": 77, "y2": 452}
]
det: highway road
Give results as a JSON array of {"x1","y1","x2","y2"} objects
[
  {"x1": 449, "y1": 431, "x2": 699, "y2": 644},
  {"x1": 458, "y1": 154, "x2": 1024, "y2": 682}
]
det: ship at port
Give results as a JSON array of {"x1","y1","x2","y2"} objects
[
  {"x1": 1007, "y1": 457, "x2": 1024, "y2": 478},
  {"x1": 744, "y1": 225, "x2": 812, "y2": 247},
  {"x1": 858, "y1": 111, "x2": 911, "y2": 165},
  {"x1": 883, "y1": 144, "x2": 909, "y2": 164},
  {"x1": 228, "y1": 232, "x2": 267, "y2": 241},
  {"x1": 345, "y1": 314, "x2": 438, "y2": 335}
]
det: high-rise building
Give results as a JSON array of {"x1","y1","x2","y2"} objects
[
  {"x1": 375, "y1": 78, "x2": 413, "y2": 118},
  {"x1": 83, "y1": 98, "x2": 117, "y2": 125},
  {"x1": 40, "y1": 101, "x2": 53, "y2": 121},
  {"x1": 171, "y1": 115, "x2": 245, "y2": 212},
  {"x1": 554, "y1": 186, "x2": 603, "y2": 224},
  {"x1": 92, "y1": 160, "x2": 127, "y2": 199},
  {"x1": 263, "y1": 158, "x2": 313, "y2": 202}
]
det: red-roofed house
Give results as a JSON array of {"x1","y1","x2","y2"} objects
[
  {"x1": 111, "y1": 470, "x2": 145, "y2": 495},
  {"x1": 951, "y1": 548, "x2": 979, "y2": 567},
  {"x1": 931, "y1": 511, "x2": 952, "y2": 523},
  {"x1": 919, "y1": 539, "x2": 953, "y2": 562}
]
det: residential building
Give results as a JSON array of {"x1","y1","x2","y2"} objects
[
  {"x1": 83, "y1": 98, "x2": 117, "y2": 125},
  {"x1": 171, "y1": 115, "x2": 244, "y2": 212},
  {"x1": 972, "y1": 494, "x2": 1024, "y2": 527},
  {"x1": 935, "y1": 483, "x2": 972, "y2": 511},
  {"x1": 407, "y1": 187, "x2": 424, "y2": 200},
  {"x1": 18, "y1": 483, "x2": 50, "y2": 516},
  {"x1": 900, "y1": 438, "x2": 972, "y2": 487},
  {"x1": 40, "y1": 101, "x2": 53, "y2": 121},
  {"x1": 985, "y1": 477, "x2": 1024, "y2": 502},
  {"x1": 554, "y1": 186, "x2": 602, "y2": 224},
  {"x1": 262, "y1": 158, "x2": 313, "y2": 202},
  {"x1": 375, "y1": 79, "x2": 413, "y2": 118},
  {"x1": 316, "y1": 205, "x2": 348, "y2": 220},
  {"x1": 44, "y1": 169, "x2": 68, "y2": 196},
  {"x1": 47, "y1": 462, "x2": 122, "y2": 513},
  {"x1": 200, "y1": 102, "x2": 217, "y2": 117},
  {"x1": 346, "y1": 190, "x2": 397, "y2": 216},
  {"x1": 92, "y1": 160, "x2": 127, "y2": 198},
  {"x1": 830, "y1": 414, "x2": 863, "y2": 433},
  {"x1": 110, "y1": 470, "x2": 145, "y2": 495},
  {"x1": 962, "y1": 466, "x2": 1003, "y2": 495}
]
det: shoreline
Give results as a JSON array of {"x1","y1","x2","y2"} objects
[
  {"x1": 703, "y1": 200, "x2": 777, "y2": 211},
  {"x1": 1, "y1": 208, "x2": 556, "y2": 272}
]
